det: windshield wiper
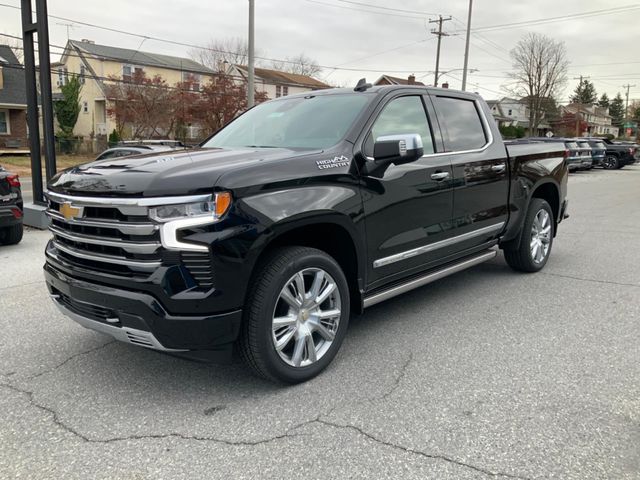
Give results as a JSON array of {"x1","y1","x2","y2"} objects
[{"x1": 245, "y1": 145, "x2": 279, "y2": 148}]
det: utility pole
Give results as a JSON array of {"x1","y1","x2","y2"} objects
[
  {"x1": 247, "y1": 0, "x2": 255, "y2": 108},
  {"x1": 573, "y1": 75, "x2": 589, "y2": 137},
  {"x1": 622, "y1": 83, "x2": 636, "y2": 119},
  {"x1": 461, "y1": 0, "x2": 473, "y2": 91},
  {"x1": 429, "y1": 15, "x2": 451, "y2": 88}
]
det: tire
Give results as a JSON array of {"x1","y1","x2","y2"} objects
[
  {"x1": 602, "y1": 155, "x2": 619, "y2": 170},
  {"x1": 238, "y1": 246, "x2": 350, "y2": 384},
  {"x1": 0, "y1": 223, "x2": 23, "y2": 245},
  {"x1": 504, "y1": 198, "x2": 554, "y2": 273}
]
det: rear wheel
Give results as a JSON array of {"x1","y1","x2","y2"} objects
[
  {"x1": 602, "y1": 155, "x2": 619, "y2": 169},
  {"x1": 504, "y1": 199, "x2": 554, "y2": 273},
  {"x1": 0, "y1": 223, "x2": 23, "y2": 245},
  {"x1": 239, "y1": 246, "x2": 350, "y2": 383}
]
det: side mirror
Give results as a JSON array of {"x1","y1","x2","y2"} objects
[{"x1": 362, "y1": 134, "x2": 424, "y2": 177}]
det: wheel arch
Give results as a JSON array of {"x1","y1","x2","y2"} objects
[{"x1": 246, "y1": 213, "x2": 366, "y2": 314}]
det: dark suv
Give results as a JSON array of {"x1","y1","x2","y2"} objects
[{"x1": 0, "y1": 166, "x2": 23, "y2": 245}]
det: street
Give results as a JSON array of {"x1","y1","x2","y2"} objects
[{"x1": 1, "y1": 166, "x2": 638, "y2": 479}]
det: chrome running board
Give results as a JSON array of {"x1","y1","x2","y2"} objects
[{"x1": 363, "y1": 249, "x2": 497, "y2": 308}]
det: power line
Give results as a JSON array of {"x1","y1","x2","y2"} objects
[
  {"x1": 333, "y1": 0, "x2": 441, "y2": 15},
  {"x1": 302, "y1": 0, "x2": 429, "y2": 20},
  {"x1": 462, "y1": 4, "x2": 640, "y2": 33}
]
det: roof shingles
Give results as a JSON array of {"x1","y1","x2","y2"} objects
[
  {"x1": 0, "y1": 45, "x2": 27, "y2": 106},
  {"x1": 69, "y1": 40, "x2": 214, "y2": 75}
]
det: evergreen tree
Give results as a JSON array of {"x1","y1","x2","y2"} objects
[
  {"x1": 570, "y1": 78, "x2": 598, "y2": 104},
  {"x1": 609, "y1": 93, "x2": 625, "y2": 126},
  {"x1": 597, "y1": 92, "x2": 610, "y2": 109},
  {"x1": 53, "y1": 76, "x2": 82, "y2": 153}
]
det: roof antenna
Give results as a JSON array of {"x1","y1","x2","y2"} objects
[{"x1": 354, "y1": 78, "x2": 372, "y2": 92}]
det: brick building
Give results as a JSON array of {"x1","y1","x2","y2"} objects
[{"x1": 0, "y1": 45, "x2": 28, "y2": 151}]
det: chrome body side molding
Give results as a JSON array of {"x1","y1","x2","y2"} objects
[{"x1": 364, "y1": 249, "x2": 497, "y2": 308}]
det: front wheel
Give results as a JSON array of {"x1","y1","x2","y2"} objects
[
  {"x1": 504, "y1": 198, "x2": 554, "y2": 273},
  {"x1": 239, "y1": 246, "x2": 350, "y2": 383},
  {"x1": 602, "y1": 155, "x2": 619, "y2": 169}
]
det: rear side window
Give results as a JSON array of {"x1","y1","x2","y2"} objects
[
  {"x1": 365, "y1": 96, "x2": 435, "y2": 157},
  {"x1": 432, "y1": 96, "x2": 487, "y2": 151}
]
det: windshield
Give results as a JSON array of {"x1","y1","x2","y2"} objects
[
  {"x1": 594, "y1": 142, "x2": 605, "y2": 149},
  {"x1": 565, "y1": 142, "x2": 578, "y2": 150},
  {"x1": 203, "y1": 94, "x2": 371, "y2": 150}
]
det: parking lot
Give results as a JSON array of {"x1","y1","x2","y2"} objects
[{"x1": 0, "y1": 166, "x2": 638, "y2": 479}]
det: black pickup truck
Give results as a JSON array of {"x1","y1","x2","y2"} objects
[
  {"x1": 44, "y1": 83, "x2": 568, "y2": 383},
  {"x1": 584, "y1": 137, "x2": 637, "y2": 169},
  {"x1": 0, "y1": 166, "x2": 23, "y2": 245}
]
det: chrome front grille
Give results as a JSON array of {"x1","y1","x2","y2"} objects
[
  {"x1": 45, "y1": 191, "x2": 217, "y2": 281},
  {"x1": 46, "y1": 197, "x2": 162, "y2": 276}
]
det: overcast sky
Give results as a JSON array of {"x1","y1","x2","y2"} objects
[{"x1": 1, "y1": 0, "x2": 638, "y2": 103}]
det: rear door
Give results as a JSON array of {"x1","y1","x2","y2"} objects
[{"x1": 429, "y1": 92, "x2": 509, "y2": 252}]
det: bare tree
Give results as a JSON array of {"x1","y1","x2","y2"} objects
[
  {"x1": 271, "y1": 53, "x2": 322, "y2": 77},
  {"x1": 508, "y1": 33, "x2": 569, "y2": 136},
  {"x1": 188, "y1": 38, "x2": 262, "y2": 71}
]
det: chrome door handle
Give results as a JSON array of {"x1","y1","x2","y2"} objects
[
  {"x1": 430, "y1": 171, "x2": 450, "y2": 181},
  {"x1": 491, "y1": 164, "x2": 506, "y2": 173}
]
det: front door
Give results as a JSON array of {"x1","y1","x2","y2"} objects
[{"x1": 359, "y1": 94, "x2": 455, "y2": 290}]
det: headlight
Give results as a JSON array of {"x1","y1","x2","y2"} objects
[{"x1": 149, "y1": 192, "x2": 232, "y2": 223}]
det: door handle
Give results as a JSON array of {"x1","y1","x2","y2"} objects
[
  {"x1": 430, "y1": 171, "x2": 450, "y2": 181},
  {"x1": 491, "y1": 164, "x2": 506, "y2": 173}
]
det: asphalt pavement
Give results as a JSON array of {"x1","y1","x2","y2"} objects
[{"x1": 1, "y1": 166, "x2": 639, "y2": 479}]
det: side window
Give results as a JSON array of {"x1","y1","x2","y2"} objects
[
  {"x1": 432, "y1": 96, "x2": 487, "y2": 151},
  {"x1": 365, "y1": 96, "x2": 434, "y2": 157}
]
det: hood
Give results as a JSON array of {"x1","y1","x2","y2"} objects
[{"x1": 47, "y1": 147, "x2": 317, "y2": 197}]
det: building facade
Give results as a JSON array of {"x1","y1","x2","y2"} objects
[
  {"x1": 228, "y1": 65, "x2": 330, "y2": 99},
  {"x1": 0, "y1": 45, "x2": 28, "y2": 151},
  {"x1": 563, "y1": 103, "x2": 619, "y2": 137},
  {"x1": 51, "y1": 40, "x2": 214, "y2": 142}
]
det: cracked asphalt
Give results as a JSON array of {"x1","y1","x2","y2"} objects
[{"x1": 1, "y1": 165, "x2": 639, "y2": 479}]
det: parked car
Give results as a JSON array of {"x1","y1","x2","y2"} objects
[
  {"x1": 0, "y1": 166, "x2": 23, "y2": 245},
  {"x1": 44, "y1": 84, "x2": 568, "y2": 383},
  {"x1": 116, "y1": 139, "x2": 187, "y2": 148},
  {"x1": 574, "y1": 140, "x2": 593, "y2": 170},
  {"x1": 585, "y1": 139, "x2": 607, "y2": 167},
  {"x1": 95, "y1": 144, "x2": 175, "y2": 161},
  {"x1": 525, "y1": 137, "x2": 583, "y2": 171},
  {"x1": 583, "y1": 138, "x2": 636, "y2": 169}
]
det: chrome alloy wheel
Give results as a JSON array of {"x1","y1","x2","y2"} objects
[
  {"x1": 271, "y1": 268, "x2": 341, "y2": 368},
  {"x1": 530, "y1": 209, "x2": 551, "y2": 264}
]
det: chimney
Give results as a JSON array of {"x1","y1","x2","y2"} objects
[
  {"x1": 442, "y1": 82, "x2": 449, "y2": 89},
  {"x1": 408, "y1": 74, "x2": 416, "y2": 85}
]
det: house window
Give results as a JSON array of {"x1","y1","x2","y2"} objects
[
  {"x1": 508, "y1": 109, "x2": 512, "y2": 116},
  {"x1": 123, "y1": 64, "x2": 132, "y2": 82},
  {"x1": 0, "y1": 110, "x2": 8, "y2": 134},
  {"x1": 79, "y1": 64, "x2": 86, "y2": 84},
  {"x1": 182, "y1": 72, "x2": 201, "y2": 91},
  {"x1": 282, "y1": 86, "x2": 289, "y2": 96},
  {"x1": 276, "y1": 85, "x2": 282, "y2": 98},
  {"x1": 57, "y1": 67, "x2": 68, "y2": 86},
  {"x1": 82, "y1": 101, "x2": 89, "y2": 114}
]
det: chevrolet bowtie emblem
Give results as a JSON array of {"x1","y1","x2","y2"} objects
[{"x1": 59, "y1": 202, "x2": 82, "y2": 220}]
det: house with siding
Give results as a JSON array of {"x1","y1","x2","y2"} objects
[
  {"x1": 0, "y1": 45, "x2": 28, "y2": 151},
  {"x1": 228, "y1": 64, "x2": 330, "y2": 98},
  {"x1": 51, "y1": 39, "x2": 215, "y2": 142}
]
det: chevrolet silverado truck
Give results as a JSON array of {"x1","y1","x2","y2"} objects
[
  {"x1": 44, "y1": 83, "x2": 568, "y2": 383},
  {"x1": 0, "y1": 166, "x2": 23, "y2": 245}
]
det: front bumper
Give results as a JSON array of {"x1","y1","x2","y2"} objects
[{"x1": 44, "y1": 263, "x2": 242, "y2": 354}]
